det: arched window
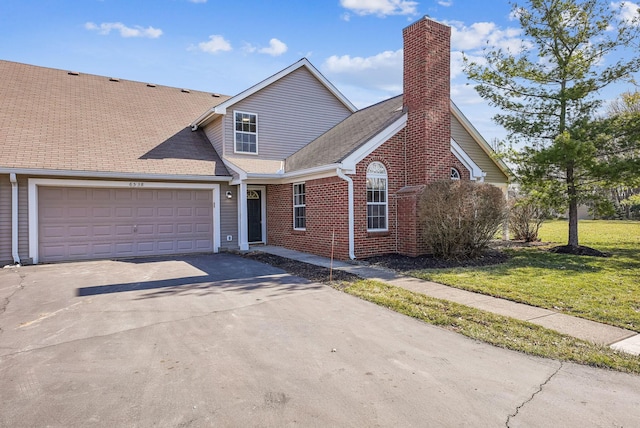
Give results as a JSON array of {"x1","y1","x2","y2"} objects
[
  {"x1": 366, "y1": 162, "x2": 388, "y2": 231},
  {"x1": 451, "y1": 167, "x2": 461, "y2": 180}
]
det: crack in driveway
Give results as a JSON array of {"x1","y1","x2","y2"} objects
[
  {"x1": 505, "y1": 361, "x2": 563, "y2": 427},
  {"x1": 0, "y1": 269, "x2": 26, "y2": 336}
]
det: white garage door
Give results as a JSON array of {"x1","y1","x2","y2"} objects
[{"x1": 38, "y1": 187, "x2": 214, "y2": 262}]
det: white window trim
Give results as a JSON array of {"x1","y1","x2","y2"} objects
[
  {"x1": 366, "y1": 162, "x2": 388, "y2": 232},
  {"x1": 451, "y1": 167, "x2": 461, "y2": 180},
  {"x1": 293, "y1": 182, "x2": 306, "y2": 231},
  {"x1": 27, "y1": 178, "x2": 221, "y2": 264},
  {"x1": 233, "y1": 110, "x2": 258, "y2": 155}
]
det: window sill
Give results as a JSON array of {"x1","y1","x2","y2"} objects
[
  {"x1": 292, "y1": 229, "x2": 306, "y2": 235},
  {"x1": 367, "y1": 230, "x2": 390, "y2": 237}
]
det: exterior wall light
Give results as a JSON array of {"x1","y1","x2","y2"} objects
[{"x1": 225, "y1": 191, "x2": 233, "y2": 199}]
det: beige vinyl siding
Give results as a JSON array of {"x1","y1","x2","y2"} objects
[
  {"x1": 451, "y1": 115, "x2": 508, "y2": 184},
  {"x1": 203, "y1": 116, "x2": 224, "y2": 158},
  {"x1": 0, "y1": 175, "x2": 12, "y2": 264},
  {"x1": 218, "y1": 182, "x2": 239, "y2": 250},
  {"x1": 224, "y1": 67, "x2": 352, "y2": 159}
]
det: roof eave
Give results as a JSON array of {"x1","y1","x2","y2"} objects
[{"x1": 0, "y1": 167, "x2": 233, "y2": 182}]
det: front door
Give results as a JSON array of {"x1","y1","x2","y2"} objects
[{"x1": 247, "y1": 189, "x2": 262, "y2": 243}]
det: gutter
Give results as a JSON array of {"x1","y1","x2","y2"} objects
[
  {"x1": 9, "y1": 173, "x2": 21, "y2": 265},
  {"x1": 0, "y1": 168, "x2": 232, "y2": 182},
  {"x1": 336, "y1": 168, "x2": 356, "y2": 260}
]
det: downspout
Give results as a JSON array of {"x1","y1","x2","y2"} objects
[
  {"x1": 336, "y1": 168, "x2": 356, "y2": 260},
  {"x1": 9, "y1": 173, "x2": 21, "y2": 265}
]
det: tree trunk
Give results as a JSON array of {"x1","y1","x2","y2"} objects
[{"x1": 567, "y1": 165, "x2": 579, "y2": 247}]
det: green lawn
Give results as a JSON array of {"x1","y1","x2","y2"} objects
[{"x1": 409, "y1": 220, "x2": 640, "y2": 332}]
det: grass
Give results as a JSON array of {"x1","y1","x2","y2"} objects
[
  {"x1": 408, "y1": 220, "x2": 640, "y2": 332},
  {"x1": 338, "y1": 279, "x2": 640, "y2": 374}
]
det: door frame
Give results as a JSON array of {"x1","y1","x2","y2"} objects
[
  {"x1": 28, "y1": 178, "x2": 221, "y2": 264},
  {"x1": 247, "y1": 185, "x2": 266, "y2": 244}
]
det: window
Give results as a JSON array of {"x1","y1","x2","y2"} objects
[
  {"x1": 234, "y1": 111, "x2": 257, "y2": 153},
  {"x1": 366, "y1": 162, "x2": 387, "y2": 231},
  {"x1": 293, "y1": 183, "x2": 306, "y2": 230},
  {"x1": 451, "y1": 167, "x2": 461, "y2": 180}
]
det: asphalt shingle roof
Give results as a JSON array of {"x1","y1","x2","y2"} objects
[
  {"x1": 285, "y1": 95, "x2": 405, "y2": 172},
  {"x1": 0, "y1": 60, "x2": 231, "y2": 177}
]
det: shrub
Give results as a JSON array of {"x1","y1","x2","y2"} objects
[
  {"x1": 418, "y1": 180, "x2": 507, "y2": 259},
  {"x1": 509, "y1": 195, "x2": 548, "y2": 242}
]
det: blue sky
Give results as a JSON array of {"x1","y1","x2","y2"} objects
[{"x1": 1, "y1": 0, "x2": 638, "y2": 144}]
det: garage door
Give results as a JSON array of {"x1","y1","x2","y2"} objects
[{"x1": 38, "y1": 187, "x2": 214, "y2": 262}]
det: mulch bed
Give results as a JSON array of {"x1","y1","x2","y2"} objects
[
  {"x1": 243, "y1": 252, "x2": 360, "y2": 284},
  {"x1": 244, "y1": 240, "x2": 609, "y2": 285},
  {"x1": 243, "y1": 247, "x2": 510, "y2": 284}
]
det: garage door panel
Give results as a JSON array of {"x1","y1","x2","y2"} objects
[
  {"x1": 136, "y1": 224, "x2": 155, "y2": 235},
  {"x1": 92, "y1": 243, "x2": 114, "y2": 256},
  {"x1": 137, "y1": 207, "x2": 154, "y2": 217},
  {"x1": 68, "y1": 226, "x2": 89, "y2": 237},
  {"x1": 38, "y1": 187, "x2": 215, "y2": 262},
  {"x1": 157, "y1": 224, "x2": 175, "y2": 234},
  {"x1": 195, "y1": 223, "x2": 211, "y2": 233},
  {"x1": 195, "y1": 207, "x2": 210, "y2": 217},
  {"x1": 114, "y1": 189, "x2": 133, "y2": 200},
  {"x1": 92, "y1": 207, "x2": 111, "y2": 217},
  {"x1": 196, "y1": 239, "x2": 212, "y2": 249},
  {"x1": 115, "y1": 207, "x2": 134, "y2": 218},
  {"x1": 177, "y1": 240, "x2": 194, "y2": 250},
  {"x1": 68, "y1": 244, "x2": 91, "y2": 257},
  {"x1": 115, "y1": 225, "x2": 134, "y2": 235}
]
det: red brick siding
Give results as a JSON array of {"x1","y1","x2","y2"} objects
[
  {"x1": 267, "y1": 177, "x2": 350, "y2": 260},
  {"x1": 352, "y1": 132, "x2": 405, "y2": 258}
]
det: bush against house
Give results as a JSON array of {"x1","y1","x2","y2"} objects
[{"x1": 418, "y1": 181, "x2": 506, "y2": 259}]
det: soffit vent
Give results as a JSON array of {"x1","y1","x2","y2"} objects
[
  {"x1": 109, "y1": 77, "x2": 120, "y2": 82},
  {"x1": 181, "y1": 89, "x2": 191, "y2": 93},
  {"x1": 67, "y1": 71, "x2": 80, "y2": 76},
  {"x1": 147, "y1": 83, "x2": 157, "y2": 88}
]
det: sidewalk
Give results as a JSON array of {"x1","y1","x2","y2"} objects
[{"x1": 254, "y1": 245, "x2": 640, "y2": 356}]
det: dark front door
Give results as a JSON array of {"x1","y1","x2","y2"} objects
[{"x1": 247, "y1": 189, "x2": 262, "y2": 243}]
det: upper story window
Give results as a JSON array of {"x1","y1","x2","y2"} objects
[
  {"x1": 293, "y1": 183, "x2": 306, "y2": 230},
  {"x1": 234, "y1": 111, "x2": 257, "y2": 154},
  {"x1": 451, "y1": 167, "x2": 461, "y2": 180},
  {"x1": 366, "y1": 161, "x2": 388, "y2": 231}
]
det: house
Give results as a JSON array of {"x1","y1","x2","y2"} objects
[{"x1": 0, "y1": 17, "x2": 509, "y2": 265}]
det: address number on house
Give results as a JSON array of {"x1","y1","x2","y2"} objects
[{"x1": 129, "y1": 182, "x2": 145, "y2": 187}]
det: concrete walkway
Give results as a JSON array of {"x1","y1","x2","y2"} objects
[{"x1": 254, "y1": 246, "x2": 640, "y2": 356}]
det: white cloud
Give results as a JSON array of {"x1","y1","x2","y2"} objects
[
  {"x1": 259, "y1": 38, "x2": 288, "y2": 56},
  {"x1": 243, "y1": 38, "x2": 288, "y2": 56},
  {"x1": 84, "y1": 22, "x2": 162, "y2": 38},
  {"x1": 339, "y1": 0, "x2": 418, "y2": 17},
  {"x1": 448, "y1": 21, "x2": 523, "y2": 52},
  {"x1": 438, "y1": 0, "x2": 453, "y2": 6},
  {"x1": 189, "y1": 0, "x2": 207, "y2": 3},
  {"x1": 197, "y1": 35, "x2": 232, "y2": 53},
  {"x1": 323, "y1": 49, "x2": 403, "y2": 93},
  {"x1": 612, "y1": 1, "x2": 640, "y2": 24}
]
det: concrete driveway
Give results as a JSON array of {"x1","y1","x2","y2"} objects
[{"x1": 1, "y1": 253, "x2": 639, "y2": 427}]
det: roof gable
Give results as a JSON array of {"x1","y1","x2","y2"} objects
[{"x1": 191, "y1": 58, "x2": 356, "y2": 129}]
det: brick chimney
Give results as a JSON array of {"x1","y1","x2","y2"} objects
[
  {"x1": 403, "y1": 17, "x2": 451, "y2": 185},
  {"x1": 396, "y1": 17, "x2": 452, "y2": 257}
]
